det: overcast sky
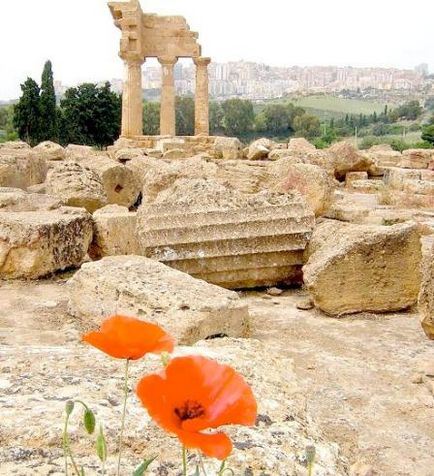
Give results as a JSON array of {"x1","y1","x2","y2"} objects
[{"x1": 1, "y1": 0, "x2": 433, "y2": 99}]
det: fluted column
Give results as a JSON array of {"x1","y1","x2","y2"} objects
[
  {"x1": 121, "y1": 58, "x2": 144, "y2": 138},
  {"x1": 193, "y1": 57, "x2": 211, "y2": 136},
  {"x1": 158, "y1": 56, "x2": 177, "y2": 136}
]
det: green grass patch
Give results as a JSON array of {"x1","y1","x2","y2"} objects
[{"x1": 293, "y1": 95, "x2": 386, "y2": 120}]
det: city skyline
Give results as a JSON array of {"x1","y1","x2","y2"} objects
[{"x1": 1, "y1": 0, "x2": 433, "y2": 100}]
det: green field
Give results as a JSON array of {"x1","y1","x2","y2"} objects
[{"x1": 292, "y1": 95, "x2": 386, "y2": 121}]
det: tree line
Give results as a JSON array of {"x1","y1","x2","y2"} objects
[
  {"x1": 5, "y1": 60, "x2": 434, "y2": 149},
  {"x1": 12, "y1": 61, "x2": 121, "y2": 148}
]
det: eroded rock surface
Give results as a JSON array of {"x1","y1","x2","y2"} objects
[
  {"x1": 68, "y1": 255, "x2": 250, "y2": 344},
  {"x1": 46, "y1": 162, "x2": 108, "y2": 213},
  {"x1": 137, "y1": 178, "x2": 315, "y2": 289},
  {"x1": 419, "y1": 241, "x2": 434, "y2": 339},
  {"x1": 304, "y1": 220, "x2": 421, "y2": 315},
  {"x1": 89, "y1": 205, "x2": 139, "y2": 259},
  {"x1": 0, "y1": 207, "x2": 92, "y2": 279}
]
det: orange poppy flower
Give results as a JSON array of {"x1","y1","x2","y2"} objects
[
  {"x1": 136, "y1": 356, "x2": 257, "y2": 460},
  {"x1": 82, "y1": 315, "x2": 175, "y2": 360}
]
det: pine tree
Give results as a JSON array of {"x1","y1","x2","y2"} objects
[
  {"x1": 13, "y1": 78, "x2": 42, "y2": 146},
  {"x1": 40, "y1": 60, "x2": 58, "y2": 141}
]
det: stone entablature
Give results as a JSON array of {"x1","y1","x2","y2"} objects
[{"x1": 108, "y1": 0, "x2": 210, "y2": 138}]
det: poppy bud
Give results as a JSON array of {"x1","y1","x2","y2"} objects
[
  {"x1": 65, "y1": 400, "x2": 75, "y2": 416},
  {"x1": 96, "y1": 425, "x2": 107, "y2": 462},
  {"x1": 83, "y1": 408, "x2": 96, "y2": 434}
]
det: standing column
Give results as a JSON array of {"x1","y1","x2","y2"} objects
[
  {"x1": 121, "y1": 58, "x2": 144, "y2": 138},
  {"x1": 158, "y1": 56, "x2": 177, "y2": 136},
  {"x1": 193, "y1": 57, "x2": 211, "y2": 136}
]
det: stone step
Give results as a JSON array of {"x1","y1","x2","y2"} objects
[
  {"x1": 144, "y1": 233, "x2": 310, "y2": 261},
  {"x1": 141, "y1": 218, "x2": 313, "y2": 246},
  {"x1": 162, "y1": 250, "x2": 305, "y2": 275}
]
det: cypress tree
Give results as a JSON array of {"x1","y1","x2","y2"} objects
[
  {"x1": 13, "y1": 78, "x2": 42, "y2": 146},
  {"x1": 40, "y1": 60, "x2": 58, "y2": 141}
]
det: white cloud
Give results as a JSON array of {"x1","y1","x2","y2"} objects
[{"x1": 1, "y1": 0, "x2": 432, "y2": 99}]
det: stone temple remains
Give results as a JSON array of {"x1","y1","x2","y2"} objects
[{"x1": 108, "y1": 0, "x2": 211, "y2": 140}]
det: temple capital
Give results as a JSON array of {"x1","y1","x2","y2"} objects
[
  {"x1": 193, "y1": 56, "x2": 211, "y2": 67},
  {"x1": 158, "y1": 56, "x2": 178, "y2": 67}
]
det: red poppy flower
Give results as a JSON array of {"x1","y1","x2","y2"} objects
[
  {"x1": 136, "y1": 356, "x2": 257, "y2": 460},
  {"x1": 82, "y1": 315, "x2": 175, "y2": 360}
]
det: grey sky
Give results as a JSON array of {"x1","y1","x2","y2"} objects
[{"x1": 1, "y1": 0, "x2": 433, "y2": 100}]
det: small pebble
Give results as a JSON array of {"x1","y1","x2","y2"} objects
[
  {"x1": 267, "y1": 287, "x2": 283, "y2": 296},
  {"x1": 296, "y1": 297, "x2": 314, "y2": 310}
]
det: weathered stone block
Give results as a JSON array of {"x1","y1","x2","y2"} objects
[
  {"x1": 0, "y1": 207, "x2": 93, "y2": 279},
  {"x1": 67, "y1": 255, "x2": 250, "y2": 344},
  {"x1": 89, "y1": 205, "x2": 139, "y2": 259},
  {"x1": 80, "y1": 156, "x2": 141, "y2": 208},
  {"x1": 137, "y1": 178, "x2": 314, "y2": 289},
  {"x1": 304, "y1": 220, "x2": 421, "y2": 315},
  {"x1": 418, "y1": 241, "x2": 434, "y2": 339},
  {"x1": 46, "y1": 162, "x2": 108, "y2": 213}
]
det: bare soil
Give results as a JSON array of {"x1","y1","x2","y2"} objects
[{"x1": 0, "y1": 280, "x2": 433, "y2": 475}]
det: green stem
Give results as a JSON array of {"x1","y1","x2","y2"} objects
[
  {"x1": 308, "y1": 463, "x2": 313, "y2": 476},
  {"x1": 182, "y1": 446, "x2": 187, "y2": 476},
  {"x1": 63, "y1": 414, "x2": 69, "y2": 476},
  {"x1": 198, "y1": 454, "x2": 208, "y2": 476},
  {"x1": 63, "y1": 413, "x2": 81, "y2": 476},
  {"x1": 117, "y1": 358, "x2": 130, "y2": 476}
]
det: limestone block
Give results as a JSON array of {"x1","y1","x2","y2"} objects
[
  {"x1": 46, "y1": 162, "x2": 108, "y2": 213},
  {"x1": 67, "y1": 255, "x2": 250, "y2": 344},
  {"x1": 137, "y1": 178, "x2": 315, "y2": 289},
  {"x1": 145, "y1": 148, "x2": 163, "y2": 159},
  {"x1": 402, "y1": 179, "x2": 434, "y2": 196},
  {"x1": 0, "y1": 141, "x2": 30, "y2": 150},
  {"x1": 213, "y1": 137, "x2": 243, "y2": 160},
  {"x1": 268, "y1": 149, "x2": 292, "y2": 161},
  {"x1": 128, "y1": 156, "x2": 218, "y2": 203},
  {"x1": 303, "y1": 220, "x2": 421, "y2": 315},
  {"x1": 271, "y1": 162, "x2": 334, "y2": 216},
  {"x1": 346, "y1": 172, "x2": 369, "y2": 184},
  {"x1": 65, "y1": 144, "x2": 94, "y2": 161},
  {"x1": 163, "y1": 148, "x2": 189, "y2": 160},
  {"x1": 215, "y1": 160, "x2": 269, "y2": 194},
  {"x1": 0, "y1": 207, "x2": 93, "y2": 279},
  {"x1": 33, "y1": 141, "x2": 65, "y2": 161},
  {"x1": 89, "y1": 205, "x2": 140, "y2": 259},
  {"x1": 112, "y1": 147, "x2": 146, "y2": 163},
  {"x1": 400, "y1": 149, "x2": 432, "y2": 169},
  {"x1": 419, "y1": 241, "x2": 434, "y2": 339},
  {"x1": 0, "y1": 148, "x2": 48, "y2": 189},
  {"x1": 79, "y1": 156, "x2": 141, "y2": 208},
  {"x1": 0, "y1": 187, "x2": 62, "y2": 212},
  {"x1": 383, "y1": 168, "x2": 421, "y2": 189},
  {"x1": 327, "y1": 141, "x2": 373, "y2": 180},
  {"x1": 287, "y1": 138, "x2": 316, "y2": 155},
  {"x1": 247, "y1": 138, "x2": 273, "y2": 160},
  {"x1": 349, "y1": 179, "x2": 385, "y2": 194},
  {"x1": 420, "y1": 170, "x2": 434, "y2": 182}
]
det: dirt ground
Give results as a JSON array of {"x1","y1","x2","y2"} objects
[{"x1": 0, "y1": 278, "x2": 433, "y2": 475}]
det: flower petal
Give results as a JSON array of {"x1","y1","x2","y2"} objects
[
  {"x1": 136, "y1": 373, "x2": 180, "y2": 433},
  {"x1": 82, "y1": 315, "x2": 175, "y2": 360},
  {"x1": 176, "y1": 429, "x2": 232, "y2": 460}
]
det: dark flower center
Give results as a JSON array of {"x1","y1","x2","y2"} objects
[{"x1": 175, "y1": 400, "x2": 205, "y2": 421}]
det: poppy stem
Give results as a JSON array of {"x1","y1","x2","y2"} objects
[
  {"x1": 117, "y1": 358, "x2": 130, "y2": 476},
  {"x1": 182, "y1": 446, "x2": 188, "y2": 476},
  {"x1": 63, "y1": 412, "x2": 81, "y2": 476}
]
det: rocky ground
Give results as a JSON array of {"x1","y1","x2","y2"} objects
[{"x1": 0, "y1": 278, "x2": 433, "y2": 476}]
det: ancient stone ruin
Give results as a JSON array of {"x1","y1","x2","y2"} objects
[
  {"x1": 1, "y1": 1, "x2": 434, "y2": 474},
  {"x1": 108, "y1": 0, "x2": 210, "y2": 139}
]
